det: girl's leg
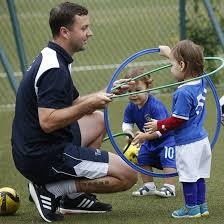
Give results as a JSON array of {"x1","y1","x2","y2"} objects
[
  {"x1": 182, "y1": 182, "x2": 197, "y2": 206},
  {"x1": 197, "y1": 178, "x2": 209, "y2": 217},
  {"x1": 197, "y1": 178, "x2": 206, "y2": 204}
]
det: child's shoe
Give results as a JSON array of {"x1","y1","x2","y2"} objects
[
  {"x1": 155, "y1": 185, "x2": 175, "y2": 198},
  {"x1": 132, "y1": 185, "x2": 157, "y2": 197},
  {"x1": 172, "y1": 204, "x2": 201, "y2": 218},
  {"x1": 200, "y1": 202, "x2": 209, "y2": 217}
]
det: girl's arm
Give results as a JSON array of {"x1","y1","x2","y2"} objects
[
  {"x1": 159, "y1": 45, "x2": 171, "y2": 59},
  {"x1": 144, "y1": 116, "x2": 186, "y2": 134}
]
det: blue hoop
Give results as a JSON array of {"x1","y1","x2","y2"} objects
[{"x1": 104, "y1": 48, "x2": 221, "y2": 178}]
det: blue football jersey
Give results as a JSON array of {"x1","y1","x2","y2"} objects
[
  {"x1": 172, "y1": 79, "x2": 208, "y2": 145},
  {"x1": 123, "y1": 95, "x2": 175, "y2": 151}
]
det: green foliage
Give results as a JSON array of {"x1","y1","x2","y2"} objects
[{"x1": 186, "y1": 1, "x2": 222, "y2": 84}]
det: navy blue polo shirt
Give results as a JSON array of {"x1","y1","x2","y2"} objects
[{"x1": 12, "y1": 42, "x2": 79, "y2": 158}]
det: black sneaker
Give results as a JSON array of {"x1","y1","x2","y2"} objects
[
  {"x1": 28, "y1": 182, "x2": 64, "y2": 222},
  {"x1": 59, "y1": 193, "x2": 112, "y2": 214}
]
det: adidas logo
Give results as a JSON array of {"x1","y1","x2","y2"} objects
[
  {"x1": 77, "y1": 198, "x2": 94, "y2": 209},
  {"x1": 95, "y1": 149, "x2": 101, "y2": 156},
  {"x1": 40, "y1": 195, "x2": 52, "y2": 210}
]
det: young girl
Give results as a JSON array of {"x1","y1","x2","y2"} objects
[
  {"x1": 122, "y1": 67, "x2": 176, "y2": 198},
  {"x1": 145, "y1": 40, "x2": 211, "y2": 218}
]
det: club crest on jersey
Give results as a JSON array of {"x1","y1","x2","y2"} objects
[{"x1": 143, "y1": 114, "x2": 152, "y2": 132}]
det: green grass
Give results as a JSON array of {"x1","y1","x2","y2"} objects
[{"x1": 1, "y1": 89, "x2": 224, "y2": 224}]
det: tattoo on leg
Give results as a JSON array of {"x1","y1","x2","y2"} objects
[{"x1": 82, "y1": 180, "x2": 110, "y2": 188}]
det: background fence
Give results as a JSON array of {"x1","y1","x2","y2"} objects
[{"x1": 0, "y1": 0, "x2": 224, "y2": 109}]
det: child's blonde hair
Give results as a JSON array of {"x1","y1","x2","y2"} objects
[{"x1": 171, "y1": 40, "x2": 204, "y2": 77}]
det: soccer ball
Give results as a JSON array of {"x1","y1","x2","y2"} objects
[
  {"x1": 123, "y1": 145, "x2": 140, "y2": 164},
  {"x1": 0, "y1": 187, "x2": 20, "y2": 215}
]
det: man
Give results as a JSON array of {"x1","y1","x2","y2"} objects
[{"x1": 12, "y1": 2, "x2": 137, "y2": 223}]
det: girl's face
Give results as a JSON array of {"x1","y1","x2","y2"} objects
[
  {"x1": 170, "y1": 54, "x2": 185, "y2": 81},
  {"x1": 128, "y1": 80, "x2": 148, "y2": 108}
]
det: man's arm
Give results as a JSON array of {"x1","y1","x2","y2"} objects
[
  {"x1": 72, "y1": 78, "x2": 134, "y2": 105},
  {"x1": 39, "y1": 92, "x2": 111, "y2": 133}
]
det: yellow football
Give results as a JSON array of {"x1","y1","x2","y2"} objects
[
  {"x1": 123, "y1": 145, "x2": 140, "y2": 164},
  {"x1": 0, "y1": 187, "x2": 20, "y2": 215}
]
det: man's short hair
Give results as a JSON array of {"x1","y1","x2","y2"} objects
[{"x1": 49, "y1": 2, "x2": 88, "y2": 37}]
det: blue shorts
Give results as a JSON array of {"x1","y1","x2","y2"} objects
[
  {"x1": 71, "y1": 121, "x2": 82, "y2": 146},
  {"x1": 13, "y1": 122, "x2": 109, "y2": 185},
  {"x1": 137, "y1": 144, "x2": 176, "y2": 170}
]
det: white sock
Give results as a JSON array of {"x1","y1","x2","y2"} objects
[
  {"x1": 164, "y1": 184, "x2": 175, "y2": 192},
  {"x1": 45, "y1": 180, "x2": 77, "y2": 198},
  {"x1": 144, "y1": 182, "x2": 156, "y2": 190}
]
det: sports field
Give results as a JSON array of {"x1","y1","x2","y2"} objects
[
  {"x1": 1, "y1": 0, "x2": 224, "y2": 223},
  {"x1": 1, "y1": 89, "x2": 224, "y2": 224}
]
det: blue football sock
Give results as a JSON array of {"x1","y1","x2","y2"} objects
[
  {"x1": 197, "y1": 178, "x2": 206, "y2": 205},
  {"x1": 182, "y1": 182, "x2": 197, "y2": 206}
]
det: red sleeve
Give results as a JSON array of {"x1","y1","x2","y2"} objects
[{"x1": 157, "y1": 116, "x2": 185, "y2": 134}]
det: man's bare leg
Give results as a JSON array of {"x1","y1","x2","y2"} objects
[
  {"x1": 75, "y1": 153, "x2": 137, "y2": 193},
  {"x1": 78, "y1": 111, "x2": 106, "y2": 148}
]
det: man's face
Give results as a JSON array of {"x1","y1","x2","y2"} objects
[{"x1": 68, "y1": 15, "x2": 93, "y2": 52}]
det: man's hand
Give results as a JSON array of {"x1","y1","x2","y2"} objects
[
  {"x1": 144, "y1": 120, "x2": 158, "y2": 134},
  {"x1": 88, "y1": 92, "x2": 112, "y2": 110},
  {"x1": 111, "y1": 79, "x2": 135, "y2": 95},
  {"x1": 159, "y1": 45, "x2": 171, "y2": 58},
  {"x1": 132, "y1": 131, "x2": 146, "y2": 147}
]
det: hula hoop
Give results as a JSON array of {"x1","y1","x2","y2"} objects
[
  {"x1": 103, "y1": 132, "x2": 133, "y2": 154},
  {"x1": 111, "y1": 57, "x2": 224, "y2": 99},
  {"x1": 104, "y1": 48, "x2": 222, "y2": 178}
]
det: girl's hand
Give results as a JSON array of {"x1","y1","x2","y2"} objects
[
  {"x1": 159, "y1": 45, "x2": 171, "y2": 58},
  {"x1": 144, "y1": 120, "x2": 158, "y2": 134}
]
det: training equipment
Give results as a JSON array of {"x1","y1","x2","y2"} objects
[
  {"x1": 123, "y1": 145, "x2": 139, "y2": 164},
  {"x1": 104, "y1": 48, "x2": 222, "y2": 178},
  {"x1": 0, "y1": 187, "x2": 20, "y2": 215}
]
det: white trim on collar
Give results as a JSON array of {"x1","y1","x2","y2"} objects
[{"x1": 178, "y1": 80, "x2": 201, "y2": 89}]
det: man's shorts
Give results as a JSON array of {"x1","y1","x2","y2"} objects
[
  {"x1": 137, "y1": 144, "x2": 176, "y2": 170},
  {"x1": 13, "y1": 122, "x2": 109, "y2": 185}
]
